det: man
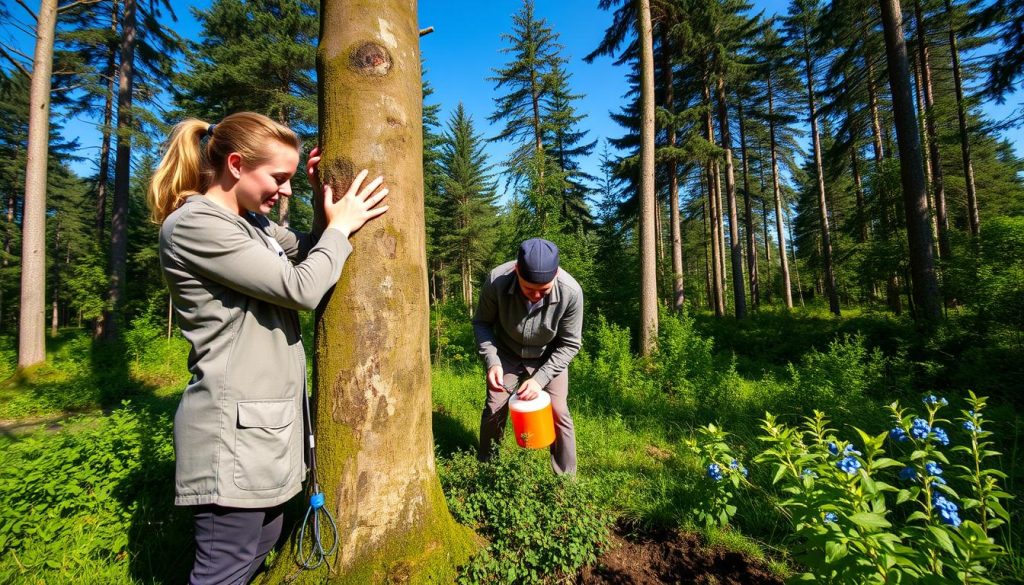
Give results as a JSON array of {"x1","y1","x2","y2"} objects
[{"x1": 472, "y1": 238, "x2": 584, "y2": 475}]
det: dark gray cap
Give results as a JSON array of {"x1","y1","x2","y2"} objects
[{"x1": 516, "y1": 238, "x2": 559, "y2": 284}]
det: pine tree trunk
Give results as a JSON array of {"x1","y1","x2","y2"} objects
[
  {"x1": 879, "y1": 0, "x2": 943, "y2": 322},
  {"x1": 800, "y1": 29, "x2": 840, "y2": 316},
  {"x1": 637, "y1": 0, "x2": 659, "y2": 353},
  {"x1": 51, "y1": 224, "x2": 61, "y2": 338},
  {"x1": 737, "y1": 101, "x2": 758, "y2": 310},
  {"x1": 96, "y1": 0, "x2": 118, "y2": 240},
  {"x1": 101, "y1": 0, "x2": 137, "y2": 341},
  {"x1": 767, "y1": 72, "x2": 793, "y2": 310},
  {"x1": 663, "y1": 35, "x2": 685, "y2": 312},
  {"x1": 786, "y1": 205, "x2": 804, "y2": 307},
  {"x1": 18, "y1": 0, "x2": 59, "y2": 368},
  {"x1": 913, "y1": 0, "x2": 951, "y2": 261},
  {"x1": 277, "y1": 109, "x2": 291, "y2": 226},
  {"x1": 702, "y1": 180, "x2": 713, "y2": 310},
  {"x1": 865, "y1": 51, "x2": 885, "y2": 163},
  {"x1": 945, "y1": 0, "x2": 979, "y2": 236},
  {"x1": 265, "y1": 2, "x2": 477, "y2": 581}
]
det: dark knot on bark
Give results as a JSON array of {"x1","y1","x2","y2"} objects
[{"x1": 350, "y1": 42, "x2": 392, "y2": 76}]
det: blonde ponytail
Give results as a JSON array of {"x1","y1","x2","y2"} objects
[{"x1": 147, "y1": 112, "x2": 300, "y2": 224}]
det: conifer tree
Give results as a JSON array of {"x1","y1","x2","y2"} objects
[{"x1": 438, "y1": 103, "x2": 499, "y2": 310}]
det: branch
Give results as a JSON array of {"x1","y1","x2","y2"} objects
[
  {"x1": 58, "y1": 0, "x2": 105, "y2": 13},
  {"x1": 14, "y1": 0, "x2": 36, "y2": 22},
  {"x1": 0, "y1": 45, "x2": 30, "y2": 78},
  {"x1": 419, "y1": 26, "x2": 434, "y2": 37}
]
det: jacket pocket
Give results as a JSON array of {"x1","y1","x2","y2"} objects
[{"x1": 233, "y1": 399, "x2": 296, "y2": 491}]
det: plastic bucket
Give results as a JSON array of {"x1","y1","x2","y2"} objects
[{"x1": 509, "y1": 392, "x2": 556, "y2": 449}]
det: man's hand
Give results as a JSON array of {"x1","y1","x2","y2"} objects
[
  {"x1": 487, "y1": 365, "x2": 505, "y2": 392},
  {"x1": 517, "y1": 379, "x2": 542, "y2": 401}
]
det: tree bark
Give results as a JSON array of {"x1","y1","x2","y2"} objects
[
  {"x1": 944, "y1": 0, "x2": 979, "y2": 236},
  {"x1": 912, "y1": 0, "x2": 951, "y2": 261},
  {"x1": 662, "y1": 34, "x2": 685, "y2": 312},
  {"x1": 265, "y1": 2, "x2": 476, "y2": 580},
  {"x1": 767, "y1": 72, "x2": 793, "y2": 309},
  {"x1": 737, "y1": 101, "x2": 758, "y2": 310},
  {"x1": 101, "y1": 0, "x2": 137, "y2": 341},
  {"x1": 637, "y1": 0, "x2": 659, "y2": 353},
  {"x1": 879, "y1": 0, "x2": 943, "y2": 322},
  {"x1": 96, "y1": 0, "x2": 118, "y2": 240},
  {"x1": 18, "y1": 0, "x2": 59, "y2": 368},
  {"x1": 800, "y1": 26, "x2": 840, "y2": 316}
]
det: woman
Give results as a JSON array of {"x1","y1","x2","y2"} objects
[{"x1": 147, "y1": 112, "x2": 388, "y2": 584}]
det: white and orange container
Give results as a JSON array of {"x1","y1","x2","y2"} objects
[{"x1": 508, "y1": 392, "x2": 556, "y2": 449}]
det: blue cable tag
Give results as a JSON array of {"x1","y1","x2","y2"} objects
[{"x1": 310, "y1": 492, "x2": 325, "y2": 509}]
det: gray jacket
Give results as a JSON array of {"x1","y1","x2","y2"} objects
[
  {"x1": 472, "y1": 260, "x2": 584, "y2": 387},
  {"x1": 159, "y1": 196, "x2": 351, "y2": 508}
]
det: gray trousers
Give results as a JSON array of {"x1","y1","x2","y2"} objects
[
  {"x1": 478, "y1": 354, "x2": 577, "y2": 475},
  {"x1": 189, "y1": 504, "x2": 284, "y2": 585}
]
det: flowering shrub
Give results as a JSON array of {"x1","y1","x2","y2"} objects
[
  {"x1": 690, "y1": 392, "x2": 1011, "y2": 583},
  {"x1": 687, "y1": 424, "x2": 748, "y2": 528}
]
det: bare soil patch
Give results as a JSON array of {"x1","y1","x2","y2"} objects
[{"x1": 579, "y1": 526, "x2": 784, "y2": 585}]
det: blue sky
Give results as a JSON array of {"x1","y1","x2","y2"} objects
[{"x1": 3, "y1": 0, "x2": 1021, "y2": 194}]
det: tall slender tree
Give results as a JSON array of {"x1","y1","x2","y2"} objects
[
  {"x1": 438, "y1": 103, "x2": 499, "y2": 310},
  {"x1": 637, "y1": 0, "x2": 659, "y2": 353},
  {"x1": 17, "y1": 0, "x2": 59, "y2": 367},
  {"x1": 784, "y1": 0, "x2": 841, "y2": 315},
  {"x1": 878, "y1": 0, "x2": 942, "y2": 322}
]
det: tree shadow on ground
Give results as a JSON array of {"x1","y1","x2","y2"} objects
[{"x1": 433, "y1": 406, "x2": 478, "y2": 458}]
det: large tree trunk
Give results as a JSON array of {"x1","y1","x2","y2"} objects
[
  {"x1": 767, "y1": 73, "x2": 793, "y2": 310},
  {"x1": 879, "y1": 0, "x2": 943, "y2": 322},
  {"x1": 945, "y1": 0, "x2": 979, "y2": 236},
  {"x1": 18, "y1": 0, "x2": 59, "y2": 368},
  {"x1": 101, "y1": 0, "x2": 137, "y2": 341},
  {"x1": 265, "y1": 2, "x2": 476, "y2": 581},
  {"x1": 637, "y1": 0, "x2": 659, "y2": 354},
  {"x1": 737, "y1": 101, "x2": 758, "y2": 310},
  {"x1": 912, "y1": 0, "x2": 951, "y2": 261},
  {"x1": 800, "y1": 28, "x2": 840, "y2": 316},
  {"x1": 702, "y1": 179, "x2": 713, "y2": 310}
]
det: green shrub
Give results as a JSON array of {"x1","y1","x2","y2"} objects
[
  {"x1": 785, "y1": 333, "x2": 888, "y2": 414},
  {"x1": 0, "y1": 402, "x2": 188, "y2": 583},
  {"x1": 440, "y1": 449, "x2": 611, "y2": 584}
]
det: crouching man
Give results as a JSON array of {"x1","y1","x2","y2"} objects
[{"x1": 472, "y1": 238, "x2": 584, "y2": 475}]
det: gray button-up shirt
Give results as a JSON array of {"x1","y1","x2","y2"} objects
[{"x1": 472, "y1": 260, "x2": 584, "y2": 388}]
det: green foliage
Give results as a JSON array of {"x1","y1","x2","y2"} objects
[
  {"x1": 430, "y1": 300, "x2": 478, "y2": 369},
  {"x1": 440, "y1": 449, "x2": 611, "y2": 584},
  {"x1": 750, "y1": 396, "x2": 1011, "y2": 583},
  {"x1": 0, "y1": 403, "x2": 187, "y2": 583},
  {"x1": 686, "y1": 424, "x2": 749, "y2": 528},
  {"x1": 785, "y1": 333, "x2": 888, "y2": 413}
]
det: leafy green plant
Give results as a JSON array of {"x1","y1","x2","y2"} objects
[
  {"x1": 439, "y1": 449, "x2": 611, "y2": 584},
  {"x1": 752, "y1": 394, "x2": 1011, "y2": 583},
  {"x1": 687, "y1": 423, "x2": 748, "y2": 528}
]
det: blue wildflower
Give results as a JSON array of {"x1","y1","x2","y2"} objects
[
  {"x1": 837, "y1": 456, "x2": 861, "y2": 475},
  {"x1": 729, "y1": 459, "x2": 740, "y2": 470},
  {"x1": 889, "y1": 427, "x2": 909, "y2": 442},
  {"x1": 925, "y1": 461, "x2": 943, "y2": 476},
  {"x1": 924, "y1": 395, "x2": 949, "y2": 406},
  {"x1": 898, "y1": 467, "x2": 918, "y2": 481},
  {"x1": 932, "y1": 427, "x2": 950, "y2": 446},
  {"x1": 929, "y1": 476, "x2": 947, "y2": 485},
  {"x1": 932, "y1": 495, "x2": 962, "y2": 528},
  {"x1": 802, "y1": 468, "x2": 818, "y2": 478},
  {"x1": 844, "y1": 444, "x2": 862, "y2": 456},
  {"x1": 828, "y1": 442, "x2": 840, "y2": 456},
  {"x1": 824, "y1": 512, "x2": 838, "y2": 524},
  {"x1": 911, "y1": 418, "x2": 931, "y2": 440},
  {"x1": 963, "y1": 421, "x2": 980, "y2": 433},
  {"x1": 707, "y1": 463, "x2": 724, "y2": 481},
  {"x1": 741, "y1": 466, "x2": 749, "y2": 477}
]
